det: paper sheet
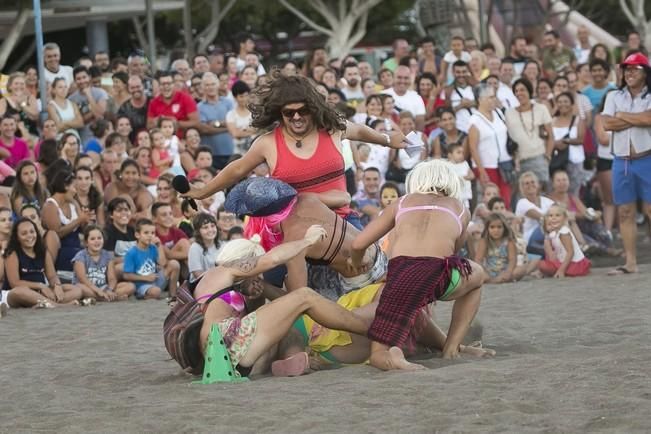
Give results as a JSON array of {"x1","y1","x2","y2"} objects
[{"x1": 404, "y1": 131, "x2": 424, "y2": 157}]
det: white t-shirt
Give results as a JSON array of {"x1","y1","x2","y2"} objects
[
  {"x1": 597, "y1": 130, "x2": 612, "y2": 160},
  {"x1": 382, "y1": 88, "x2": 426, "y2": 118},
  {"x1": 552, "y1": 120, "x2": 584, "y2": 164},
  {"x1": 43, "y1": 65, "x2": 74, "y2": 89},
  {"x1": 548, "y1": 225, "x2": 585, "y2": 262},
  {"x1": 468, "y1": 111, "x2": 510, "y2": 169},
  {"x1": 442, "y1": 50, "x2": 472, "y2": 84},
  {"x1": 497, "y1": 83, "x2": 519, "y2": 110},
  {"x1": 451, "y1": 160, "x2": 472, "y2": 202},
  {"x1": 188, "y1": 242, "x2": 220, "y2": 283},
  {"x1": 449, "y1": 85, "x2": 476, "y2": 133},
  {"x1": 516, "y1": 196, "x2": 555, "y2": 243},
  {"x1": 360, "y1": 144, "x2": 390, "y2": 185}
]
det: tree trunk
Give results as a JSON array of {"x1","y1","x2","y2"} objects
[
  {"x1": 184, "y1": 0, "x2": 194, "y2": 59},
  {"x1": 0, "y1": 7, "x2": 29, "y2": 71},
  {"x1": 279, "y1": 0, "x2": 381, "y2": 59}
]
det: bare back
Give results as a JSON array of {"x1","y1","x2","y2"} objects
[
  {"x1": 387, "y1": 193, "x2": 468, "y2": 259},
  {"x1": 281, "y1": 194, "x2": 373, "y2": 277}
]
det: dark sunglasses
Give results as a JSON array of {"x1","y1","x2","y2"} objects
[{"x1": 281, "y1": 106, "x2": 310, "y2": 118}]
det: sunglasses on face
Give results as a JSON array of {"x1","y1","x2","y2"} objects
[{"x1": 281, "y1": 106, "x2": 310, "y2": 118}]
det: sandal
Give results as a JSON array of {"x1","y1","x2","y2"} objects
[
  {"x1": 80, "y1": 297, "x2": 97, "y2": 306},
  {"x1": 608, "y1": 266, "x2": 637, "y2": 276},
  {"x1": 271, "y1": 352, "x2": 310, "y2": 377},
  {"x1": 33, "y1": 299, "x2": 55, "y2": 309}
]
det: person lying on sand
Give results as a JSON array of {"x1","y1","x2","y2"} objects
[
  {"x1": 269, "y1": 282, "x2": 495, "y2": 375},
  {"x1": 224, "y1": 177, "x2": 386, "y2": 294},
  {"x1": 350, "y1": 160, "x2": 494, "y2": 371},
  {"x1": 165, "y1": 225, "x2": 369, "y2": 378}
]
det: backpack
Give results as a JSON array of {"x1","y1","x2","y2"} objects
[
  {"x1": 163, "y1": 283, "x2": 206, "y2": 375},
  {"x1": 163, "y1": 282, "x2": 239, "y2": 375}
]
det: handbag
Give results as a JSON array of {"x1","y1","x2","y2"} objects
[
  {"x1": 549, "y1": 116, "x2": 574, "y2": 174},
  {"x1": 494, "y1": 109, "x2": 518, "y2": 156},
  {"x1": 385, "y1": 151, "x2": 409, "y2": 183}
]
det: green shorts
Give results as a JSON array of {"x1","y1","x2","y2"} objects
[
  {"x1": 439, "y1": 268, "x2": 461, "y2": 301},
  {"x1": 292, "y1": 317, "x2": 339, "y2": 364}
]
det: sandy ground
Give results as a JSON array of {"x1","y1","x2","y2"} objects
[{"x1": 2, "y1": 262, "x2": 651, "y2": 434}]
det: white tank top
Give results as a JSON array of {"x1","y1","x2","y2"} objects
[
  {"x1": 49, "y1": 99, "x2": 76, "y2": 123},
  {"x1": 46, "y1": 197, "x2": 78, "y2": 225},
  {"x1": 552, "y1": 121, "x2": 584, "y2": 164}
]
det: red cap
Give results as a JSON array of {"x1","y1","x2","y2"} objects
[{"x1": 621, "y1": 52, "x2": 650, "y2": 68}]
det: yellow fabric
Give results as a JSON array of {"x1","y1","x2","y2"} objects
[{"x1": 303, "y1": 283, "x2": 382, "y2": 353}]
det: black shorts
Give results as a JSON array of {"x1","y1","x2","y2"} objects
[{"x1": 596, "y1": 158, "x2": 613, "y2": 172}]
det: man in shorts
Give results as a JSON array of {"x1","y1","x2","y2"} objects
[{"x1": 602, "y1": 52, "x2": 651, "y2": 275}]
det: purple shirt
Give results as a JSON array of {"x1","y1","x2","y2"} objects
[{"x1": 0, "y1": 137, "x2": 30, "y2": 168}]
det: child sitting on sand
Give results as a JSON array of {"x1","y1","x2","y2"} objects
[
  {"x1": 474, "y1": 213, "x2": 531, "y2": 283},
  {"x1": 73, "y1": 225, "x2": 136, "y2": 301},
  {"x1": 350, "y1": 159, "x2": 495, "y2": 370},
  {"x1": 539, "y1": 204, "x2": 591, "y2": 278},
  {"x1": 123, "y1": 218, "x2": 180, "y2": 300},
  {"x1": 3, "y1": 218, "x2": 83, "y2": 308}
]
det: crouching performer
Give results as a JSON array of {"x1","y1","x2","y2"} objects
[
  {"x1": 164, "y1": 224, "x2": 369, "y2": 378},
  {"x1": 224, "y1": 177, "x2": 386, "y2": 295},
  {"x1": 350, "y1": 160, "x2": 495, "y2": 371}
]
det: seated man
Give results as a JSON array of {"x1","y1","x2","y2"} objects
[{"x1": 225, "y1": 177, "x2": 386, "y2": 298}]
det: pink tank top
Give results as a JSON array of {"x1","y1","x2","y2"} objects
[{"x1": 272, "y1": 127, "x2": 351, "y2": 217}]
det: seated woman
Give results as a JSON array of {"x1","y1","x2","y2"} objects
[
  {"x1": 104, "y1": 159, "x2": 154, "y2": 222},
  {"x1": 224, "y1": 177, "x2": 386, "y2": 297},
  {"x1": 350, "y1": 159, "x2": 492, "y2": 370},
  {"x1": 547, "y1": 169, "x2": 619, "y2": 256},
  {"x1": 156, "y1": 173, "x2": 184, "y2": 221},
  {"x1": 75, "y1": 166, "x2": 105, "y2": 227},
  {"x1": 168, "y1": 225, "x2": 369, "y2": 378},
  {"x1": 515, "y1": 171, "x2": 554, "y2": 257},
  {"x1": 41, "y1": 170, "x2": 89, "y2": 274},
  {"x1": 3, "y1": 217, "x2": 83, "y2": 308},
  {"x1": 10, "y1": 160, "x2": 47, "y2": 215}
]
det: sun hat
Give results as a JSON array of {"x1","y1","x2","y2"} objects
[{"x1": 225, "y1": 177, "x2": 297, "y2": 217}]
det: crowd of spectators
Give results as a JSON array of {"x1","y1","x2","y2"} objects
[{"x1": 0, "y1": 25, "x2": 649, "y2": 313}]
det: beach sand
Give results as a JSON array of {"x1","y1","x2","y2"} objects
[{"x1": 2, "y1": 264, "x2": 651, "y2": 433}]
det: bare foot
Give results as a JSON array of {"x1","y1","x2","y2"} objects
[
  {"x1": 385, "y1": 347, "x2": 425, "y2": 371},
  {"x1": 460, "y1": 344, "x2": 496, "y2": 358}
]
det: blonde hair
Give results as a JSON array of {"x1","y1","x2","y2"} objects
[
  {"x1": 405, "y1": 159, "x2": 463, "y2": 201},
  {"x1": 7, "y1": 72, "x2": 26, "y2": 91},
  {"x1": 518, "y1": 171, "x2": 539, "y2": 192},
  {"x1": 216, "y1": 234, "x2": 265, "y2": 265},
  {"x1": 542, "y1": 203, "x2": 568, "y2": 233}
]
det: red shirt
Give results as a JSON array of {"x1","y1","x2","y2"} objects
[
  {"x1": 0, "y1": 136, "x2": 30, "y2": 168},
  {"x1": 156, "y1": 226, "x2": 188, "y2": 249},
  {"x1": 147, "y1": 91, "x2": 197, "y2": 136},
  {"x1": 272, "y1": 127, "x2": 351, "y2": 217}
]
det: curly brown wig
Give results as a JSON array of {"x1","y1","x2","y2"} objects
[{"x1": 249, "y1": 68, "x2": 346, "y2": 133}]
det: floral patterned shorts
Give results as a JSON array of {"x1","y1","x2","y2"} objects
[{"x1": 218, "y1": 312, "x2": 258, "y2": 368}]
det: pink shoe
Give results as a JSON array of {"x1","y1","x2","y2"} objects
[{"x1": 271, "y1": 352, "x2": 309, "y2": 377}]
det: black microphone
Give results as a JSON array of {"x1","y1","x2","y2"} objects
[{"x1": 172, "y1": 175, "x2": 198, "y2": 211}]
